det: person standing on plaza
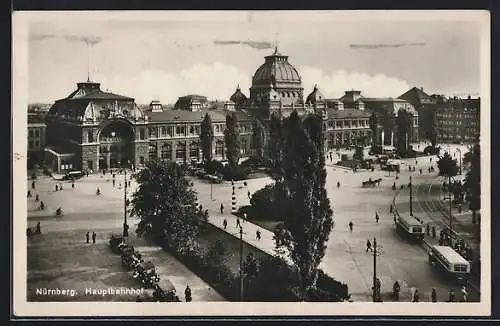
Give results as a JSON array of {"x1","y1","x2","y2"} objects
[
  {"x1": 431, "y1": 288, "x2": 437, "y2": 302},
  {"x1": 448, "y1": 288, "x2": 455, "y2": 302},
  {"x1": 35, "y1": 222, "x2": 41, "y2": 234},
  {"x1": 96, "y1": 188, "x2": 101, "y2": 196},
  {"x1": 247, "y1": 190, "x2": 251, "y2": 199},
  {"x1": 185, "y1": 285, "x2": 192, "y2": 302},
  {"x1": 55, "y1": 184, "x2": 59, "y2": 192},
  {"x1": 92, "y1": 232, "x2": 96, "y2": 244},
  {"x1": 72, "y1": 182, "x2": 75, "y2": 189},
  {"x1": 349, "y1": 221, "x2": 353, "y2": 232},
  {"x1": 113, "y1": 179, "x2": 116, "y2": 187},
  {"x1": 461, "y1": 285, "x2": 468, "y2": 302},
  {"x1": 366, "y1": 239, "x2": 372, "y2": 253},
  {"x1": 236, "y1": 217, "x2": 241, "y2": 228},
  {"x1": 337, "y1": 181, "x2": 340, "y2": 188},
  {"x1": 256, "y1": 229, "x2": 261, "y2": 241},
  {"x1": 223, "y1": 218, "x2": 227, "y2": 230},
  {"x1": 27, "y1": 190, "x2": 31, "y2": 198},
  {"x1": 220, "y1": 204, "x2": 224, "y2": 215},
  {"x1": 60, "y1": 184, "x2": 63, "y2": 190},
  {"x1": 412, "y1": 289, "x2": 420, "y2": 302},
  {"x1": 32, "y1": 180, "x2": 35, "y2": 189},
  {"x1": 35, "y1": 194, "x2": 39, "y2": 201},
  {"x1": 86, "y1": 232, "x2": 90, "y2": 244},
  {"x1": 375, "y1": 211, "x2": 379, "y2": 223}
]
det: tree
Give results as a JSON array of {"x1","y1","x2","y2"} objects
[
  {"x1": 200, "y1": 112, "x2": 214, "y2": 165},
  {"x1": 268, "y1": 113, "x2": 285, "y2": 179},
  {"x1": 396, "y1": 109, "x2": 411, "y2": 156},
  {"x1": 464, "y1": 144, "x2": 480, "y2": 224},
  {"x1": 437, "y1": 152, "x2": 459, "y2": 179},
  {"x1": 224, "y1": 112, "x2": 241, "y2": 168},
  {"x1": 251, "y1": 118, "x2": 265, "y2": 160},
  {"x1": 130, "y1": 160, "x2": 204, "y2": 252},
  {"x1": 353, "y1": 146, "x2": 364, "y2": 162},
  {"x1": 274, "y1": 111, "x2": 334, "y2": 300}
]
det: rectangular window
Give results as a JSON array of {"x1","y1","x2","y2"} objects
[
  {"x1": 161, "y1": 127, "x2": 167, "y2": 136},
  {"x1": 87, "y1": 160, "x2": 93, "y2": 170},
  {"x1": 140, "y1": 129, "x2": 145, "y2": 140},
  {"x1": 88, "y1": 131, "x2": 94, "y2": 143},
  {"x1": 35, "y1": 129, "x2": 40, "y2": 138},
  {"x1": 28, "y1": 140, "x2": 34, "y2": 149},
  {"x1": 167, "y1": 126, "x2": 174, "y2": 137},
  {"x1": 29, "y1": 130, "x2": 34, "y2": 138}
]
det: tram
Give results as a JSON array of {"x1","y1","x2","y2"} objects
[
  {"x1": 428, "y1": 245, "x2": 471, "y2": 283},
  {"x1": 395, "y1": 213, "x2": 425, "y2": 241}
]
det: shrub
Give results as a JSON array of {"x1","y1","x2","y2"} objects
[
  {"x1": 314, "y1": 269, "x2": 349, "y2": 301},
  {"x1": 204, "y1": 160, "x2": 224, "y2": 175},
  {"x1": 221, "y1": 165, "x2": 250, "y2": 181},
  {"x1": 423, "y1": 145, "x2": 441, "y2": 156},
  {"x1": 249, "y1": 183, "x2": 290, "y2": 221}
]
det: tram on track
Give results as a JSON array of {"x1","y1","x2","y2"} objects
[
  {"x1": 395, "y1": 213, "x2": 425, "y2": 241},
  {"x1": 428, "y1": 245, "x2": 471, "y2": 283}
]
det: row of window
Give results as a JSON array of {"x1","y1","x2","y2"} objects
[
  {"x1": 28, "y1": 140, "x2": 41, "y2": 150},
  {"x1": 327, "y1": 119, "x2": 369, "y2": 129},
  {"x1": 28, "y1": 129, "x2": 42, "y2": 138}
]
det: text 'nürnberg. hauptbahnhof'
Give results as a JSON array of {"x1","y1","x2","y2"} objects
[{"x1": 35, "y1": 287, "x2": 144, "y2": 297}]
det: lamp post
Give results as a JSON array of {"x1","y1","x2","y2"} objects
[
  {"x1": 409, "y1": 176, "x2": 413, "y2": 216},
  {"x1": 239, "y1": 226, "x2": 244, "y2": 301},
  {"x1": 456, "y1": 148, "x2": 462, "y2": 176},
  {"x1": 372, "y1": 237, "x2": 382, "y2": 302},
  {"x1": 123, "y1": 161, "x2": 129, "y2": 238}
]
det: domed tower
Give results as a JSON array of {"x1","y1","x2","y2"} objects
[
  {"x1": 249, "y1": 47, "x2": 304, "y2": 114},
  {"x1": 229, "y1": 85, "x2": 248, "y2": 110}
]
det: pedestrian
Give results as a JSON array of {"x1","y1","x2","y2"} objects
[
  {"x1": 185, "y1": 285, "x2": 192, "y2": 302},
  {"x1": 35, "y1": 194, "x2": 39, "y2": 201},
  {"x1": 461, "y1": 286, "x2": 468, "y2": 302},
  {"x1": 119, "y1": 182, "x2": 122, "y2": 188},
  {"x1": 60, "y1": 184, "x2": 63, "y2": 190},
  {"x1": 243, "y1": 213, "x2": 247, "y2": 221},
  {"x1": 426, "y1": 224, "x2": 430, "y2": 236},
  {"x1": 431, "y1": 288, "x2": 437, "y2": 302},
  {"x1": 223, "y1": 218, "x2": 227, "y2": 230},
  {"x1": 236, "y1": 217, "x2": 241, "y2": 228},
  {"x1": 420, "y1": 169, "x2": 422, "y2": 175},
  {"x1": 448, "y1": 289, "x2": 455, "y2": 302},
  {"x1": 199, "y1": 204, "x2": 203, "y2": 213},
  {"x1": 366, "y1": 239, "x2": 372, "y2": 252},
  {"x1": 35, "y1": 222, "x2": 41, "y2": 234},
  {"x1": 39, "y1": 201, "x2": 45, "y2": 210},
  {"x1": 32, "y1": 180, "x2": 35, "y2": 189},
  {"x1": 220, "y1": 204, "x2": 224, "y2": 215},
  {"x1": 27, "y1": 190, "x2": 31, "y2": 198},
  {"x1": 390, "y1": 204, "x2": 393, "y2": 214},
  {"x1": 337, "y1": 181, "x2": 340, "y2": 188},
  {"x1": 55, "y1": 184, "x2": 59, "y2": 191},
  {"x1": 256, "y1": 229, "x2": 261, "y2": 240},
  {"x1": 348, "y1": 221, "x2": 353, "y2": 232},
  {"x1": 113, "y1": 179, "x2": 116, "y2": 187},
  {"x1": 96, "y1": 188, "x2": 101, "y2": 196},
  {"x1": 86, "y1": 170, "x2": 89, "y2": 177},
  {"x1": 375, "y1": 212, "x2": 379, "y2": 223},
  {"x1": 72, "y1": 182, "x2": 75, "y2": 189},
  {"x1": 92, "y1": 232, "x2": 96, "y2": 244},
  {"x1": 86, "y1": 232, "x2": 90, "y2": 244},
  {"x1": 412, "y1": 289, "x2": 420, "y2": 302},
  {"x1": 247, "y1": 190, "x2": 251, "y2": 199}
]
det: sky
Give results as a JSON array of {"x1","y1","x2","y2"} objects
[{"x1": 24, "y1": 11, "x2": 483, "y2": 105}]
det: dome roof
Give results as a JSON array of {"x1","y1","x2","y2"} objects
[
  {"x1": 230, "y1": 85, "x2": 248, "y2": 104},
  {"x1": 252, "y1": 48, "x2": 301, "y2": 85},
  {"x1": 306, "y1": 85, "x2": 325, "y2": 104}
]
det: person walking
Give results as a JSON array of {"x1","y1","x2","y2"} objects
[
  {"x1": 220, "y1": 204, "x2": 224, "y2": 215},
  {"x1": 60, "y1": 184, "x2": 63, "y2": 190},
  {"x1": 113, "y1": 179, "x2": 116, "y2": 187},
  {"x1": 412, "y1": 289, "x2": 420, "y2": 302},
  {"x1": 236, "y1": 217, "x2": 241, "y2": 228},
  {"x1": 27, "y1": 190, "x2": 32, "y2": 198},
  {"x1": 86, "y1": 232, "x2": 90, "y2": 244},
  {"x1": 223, "y1": 218, "x2": 227, "y2": 230},
  {"x1": 96, "y1": 188, "x2": 101, "y2": 196},
  {"x1": 348, "y1": 221, "x2": 353, "y2": 232},
  {"x1": 92, "y1": 232, "x2": 96, "y2": 244},
  {"x1": 55, "y1": 184, "x2": 59, "y2": 192},
  {"x1": 35, "y1": 194, "x2": 39, "y2": 201},
  {"x1": 431, "y1": 288, "x2": 437, "y2": 302},
  {"x1": 32, "y1": 180, "x2": 35, "y2": 189},
  {"x1": 72, "y1": 182, "x2": 75, "y2": 189},
  {"x1": 247, "y1": 190, "x2": 251, "y2": 200},
  {"x1": 375, "y1": 212, "x2": 379, "y2": 223},
  {"x1": 448, "y1": 288, "x2": 455, "y2": 302},
  {"x1": 35, "y1": 222, "x2": 41, "y2": 234},
  {"x1": 185, "y1": 285, "x2": 192, "y2": 302},
  {"x1": 461, "y1": 285, "x2": 468, "y2": 302},
  {"x1": 256, "y1": 229, "x2": 261, "y2": 241},
  {"x1": 337, "y1": 181, "x2": 341, "y2": 188},
  {"x1": 366, "y1": 239, "x2": 372, "y2": 253}
]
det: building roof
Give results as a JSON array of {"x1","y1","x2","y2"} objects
[
  {"x1": 252, "y1": 48, "x2": 301, "y2": 85},
  {"x1": 398, "y1": 87, "x2": 436, "y2": 106},
  {"x1": 306, "y1": 85, "x2": 325, "y2": 104},
  {"x1": 147, "y1": 108, "x2": 253, "y2": 124},
  {"x1": 63, "y1": 81, "x2": 134, "y2": 101},
  {"x1": 230, "y1": 85, "x2": 248, "y2": 104},
  {"x1": 326, "y1": 108, "x2": 371, "y2": 119}
]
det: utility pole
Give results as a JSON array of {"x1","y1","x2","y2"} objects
[
  {"x1": 123, "y1": 166, "x2": 129, "y2": 238},
  {"x1": 210, "y1": 178, "x2": 213, "y2": 201},
  {"x1": 457, "y1": 148, "x2": 462, "y2": 175},
  {"x1": 449, "y1": 175, "x2": 452, "y2": 232},
  {"x1": 409, "y1": 176, "x2": 413, "y2": 216},
  {"x1": 373, "y1": 237, "x2": 378, "y2": 302},
  {"x1": 239, "y1": 226, "x2": 244, "y2": 301}
]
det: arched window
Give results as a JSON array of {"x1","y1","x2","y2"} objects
[
  {"x1": 161, "y1": 143, "x2": 171, "y2": 161},
  {"x1": 176, "y1": 142, "x2": 186, "y2": 161},
  {"x1": 215, "y1": 141, "x2": 225, "y2": 157},
  {"x1": 149, "y1": 143, "x2": 158, "y2": 161},
  {"x1": 240, "y1": 138, "x2": 247, "y2": 155},
  {"x1": 190, "y1": 142, "x2": 199, "y2": 161}
]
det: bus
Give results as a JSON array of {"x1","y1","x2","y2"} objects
[
  {"x1": 395, "y1": 214, "x2": 425, "y2": 241},
  {"x1": 428, "y1": 245, "x2": 471, "y2": 283}
]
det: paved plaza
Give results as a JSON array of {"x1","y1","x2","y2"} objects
[{"x1": 26, "y1": 142, "x2": 479, "y2": 302}]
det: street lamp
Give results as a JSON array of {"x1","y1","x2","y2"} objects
[
  {"x1": 123, "y1": 160, "x2": 130, "y2": 238},
  {"x1": 239, "y1": 226, "x2": 244, "y2": 301},
  {"x1": 409, "y1": 176, "x2": 413, "y2": 216},
  {"x1": 372, "y1": 238, "x2": 383, "y2": 302},
  {"x1": 456, "y1": 148, "x2": 462, "y2": 176}
]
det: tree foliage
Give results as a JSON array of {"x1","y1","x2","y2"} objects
[
  {"x1": 464, "y1": 144, "x2": 481, "y2": 213},
  {"x1": 200, "y1": 113, "x2": 214, "y2": 164},
  {"x1": 273, "y1": 110, "x2": 334, "y2": 300},
  {"x1": 437, "y1": 152, "x2": 459, "y2": 179},
  {"x1": 251, "y1": 118, "x2": 265, "y2": 160},
  {"x1": 396, "y1": 109, "x2": 411, "y2": 156},
  {"x1": 224, "y1": 112, "x2": 241, "y2": 168},
  {"x1": 130, "y1": 160, "x2": 204, "y2": 252},
  {"x1": 268, "y1": 113, "x2": 285, "y2": 178}
]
